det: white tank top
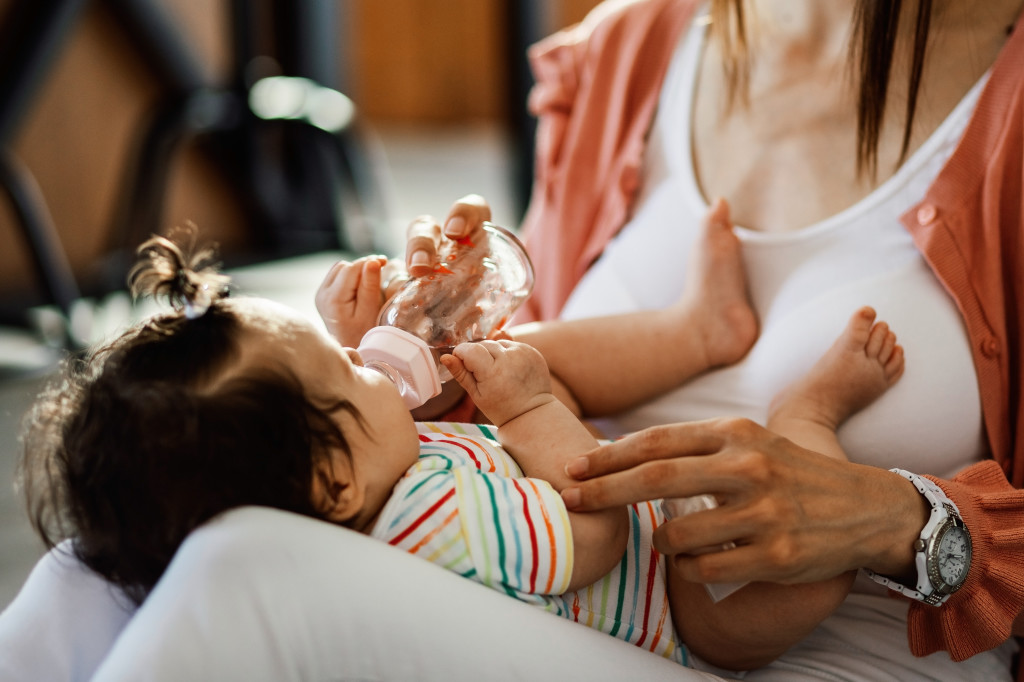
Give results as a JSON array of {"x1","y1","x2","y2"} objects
[
  {"x1": 561, "y1": 16, "x2": 1018, "y2": 680},
  {"x1": 560, "y1": 17, "x2": 1019, "y2": 680},
  {"x1": 561, "y1": 17, "x2": 988, "y2": 481}
]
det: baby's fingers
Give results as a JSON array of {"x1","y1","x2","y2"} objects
[
  {"x1": 441, "y1": 354, "x2": 478, "y2": 394},
  {"x1": 316, "y1": 261, "x2": 356, "y2": 314},
  {"x1": 452, "y1": 341, "x2": 496, "y2": 371},
  {"x1": 318, "y1": 259, "x2": 348, "y2": 290},
  {"x1": 354, "y1": 259, "x2": 384, "y2": 315},
  {"x1": 327, "y1": 255, "x2": 384, "y2": 293}
]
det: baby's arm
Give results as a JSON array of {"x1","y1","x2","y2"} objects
[{"x1": 442, "y1": 341, "x2": 628, "y2": 591}]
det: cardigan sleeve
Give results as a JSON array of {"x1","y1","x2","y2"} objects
[
  {"x1": 907, "y1": 460, "x2": 1024, "y2": 660},
  {"x1": 516, "y1": 25, "x2": 589, "y2": 326},
  {"x1": 516, "y1": 0, "x2": 697, "y2": 325}
]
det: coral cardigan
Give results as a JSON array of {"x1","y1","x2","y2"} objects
[{"x1": 517, "y1": 0, "x2": 1024, "y2": 667}]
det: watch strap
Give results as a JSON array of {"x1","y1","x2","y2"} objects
[{"x1": 863, "y1": 468, "x2": 964, "y2": 607}]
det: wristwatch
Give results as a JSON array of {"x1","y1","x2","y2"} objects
[{"x1": 864, "y1": 468, "x2": 972, "y2": 606}]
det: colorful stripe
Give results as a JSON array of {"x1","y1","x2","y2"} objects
[
  {"x1": 480, "y1": 473, "x2": 513, "y2": 596},
  {"x1": 516, "y1": 481, "x2": 540, "y2": 593},
  {"x1": 377, "y1": 423, "x2": 686, "y2": 667},
  {"x1": 525, "y1": 477, "x2": 559, "y2": 593},
  {"x1": 636, "y1": 501, "x2": 659, "y2": 649},
  {"x1": 408, "y1": 507, "x2": 458, "y2": 554},
  {"x1": 388, "y1": 487, "x2": 454, "y2": 546}
]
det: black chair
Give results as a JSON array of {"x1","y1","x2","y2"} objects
[{"x1": 0, "y1": 0, "x2": 385, "y2": 348}]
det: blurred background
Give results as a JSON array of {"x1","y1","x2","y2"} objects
[{"x1": 0, "y1": 0, "x2": 600, "y2": 609}]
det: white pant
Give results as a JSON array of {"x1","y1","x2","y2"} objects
[{"x1": 2, "y1": 507, "x2": 715, "y2": 682}]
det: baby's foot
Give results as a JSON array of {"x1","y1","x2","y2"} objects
[
  {"x1": 676, "y1": 198, "x2": 759, "y2": 368},
  {"x1": 769, "y1": 306, "x2": 905, "y2": 431}
]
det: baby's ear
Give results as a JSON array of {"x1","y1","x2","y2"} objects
[{"x1": 312, "y1": 457, "x2": 364, "y2": 523}]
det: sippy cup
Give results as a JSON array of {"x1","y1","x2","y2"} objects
[
  {"x1": 375, "y1": 222, "x2": 534, "y2": 381},
  {"x1": 357, "y1": 326, "x2": 443, "y2": 409}
]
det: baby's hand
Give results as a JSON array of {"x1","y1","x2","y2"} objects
[
  {"x1": 441, "y1": 340, "x2": 552, "y2": 427},
  {"x1": 315, "y1": 255, "x2": 395, "y2": 348}
]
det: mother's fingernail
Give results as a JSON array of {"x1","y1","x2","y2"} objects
[
  {"x1": 565, "y1": 456, "x2": 589, "y2": 478},
  {"x1": 561, "y1": 487, "x2": 581, "y2": 509},
  {"x1": 445, "y1": 216, "x2": 467, "y2": 238},
  {"x1": 410, "y1": 249, "x2": 430, "y2": 269}
]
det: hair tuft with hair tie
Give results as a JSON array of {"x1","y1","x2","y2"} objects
[{"x1": 128, "y1": 225, "x2": 230, "y2": 318}]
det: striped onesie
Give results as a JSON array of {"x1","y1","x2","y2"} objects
[{"x1": 371, "y1": 422, "x2": 689, "y2": 666}]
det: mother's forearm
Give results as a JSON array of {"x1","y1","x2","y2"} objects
[{"x1": 855, "y1": 465, "x2": 931, "y2": 580}]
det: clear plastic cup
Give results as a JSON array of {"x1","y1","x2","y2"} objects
[{"x1": 377, "y1": 222, "x2": 534, "y2": 381}]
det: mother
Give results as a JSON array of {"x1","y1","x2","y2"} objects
[{"x1": 410, "y1": 0, "x2": 1024, "y2": 677}]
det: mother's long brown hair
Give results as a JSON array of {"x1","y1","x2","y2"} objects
[{"x1": 711, "y1": 0, "x2": 934, "y2": 178}]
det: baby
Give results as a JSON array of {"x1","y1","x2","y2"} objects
[{"x1": 19, "y1": 205, "x2": 902, "y2": 670}]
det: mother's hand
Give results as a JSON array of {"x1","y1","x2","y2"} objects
[
  {"x1": 560, "y1": 418, "x2": 928, "y2": 586},
  {"x1": 405, "y1": 194, "x2": 493, "y2": 277}
]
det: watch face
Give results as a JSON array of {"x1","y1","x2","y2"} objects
[{"x1": 936, "y1": 525, "x2": 972, "y2": 588}]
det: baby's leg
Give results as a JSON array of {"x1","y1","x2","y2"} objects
[
  {"x1": 767, "y1": 306, "x2": 904, "y2": 461},
  {"x1": 673, "y1": 197, "x2": 759, "y2": 369},
  {"x1": 668, "y1": 307, "x2": 895, "y2": 666}
]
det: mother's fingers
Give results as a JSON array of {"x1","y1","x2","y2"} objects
[
  {"x1": 443, "y1": 194, "x2": 492, "y2": 239},
  {"x1": 653, "y1": 502, "x2": 757, "y2": 559},
  {"x1": 670, "y1": 543, "x2": 777, "y2": 586},
  {"x1": 406, "y1": 216, "x2": 442, "y2": 277},
  {"x1": 560, "y1": 419, "x2": 775, "y2": 512},
  {"x1": 567, "y1": 422, "x2": 727, "y2": 480},
  {"x1": 560, "y1": 461, "x2": 702, "y2": 511},
  {"x1": 404, "y1": 195, "x2": 494, "y2": 277}
]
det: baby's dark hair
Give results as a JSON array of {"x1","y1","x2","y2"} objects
[{"x1": 18, "y1": 230, "x2": 360, "y2": 604}]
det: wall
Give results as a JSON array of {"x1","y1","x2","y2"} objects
[{"x1": 349, "y1": 0, "x2": 598, "y2": 123}]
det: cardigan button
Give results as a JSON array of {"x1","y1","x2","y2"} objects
[
  {"x1": 916, "y1": 204, "x2": 938, "y2": 225},
  {"x1": 980, "y1": 336, "x2": 999, "y2": 358}
]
